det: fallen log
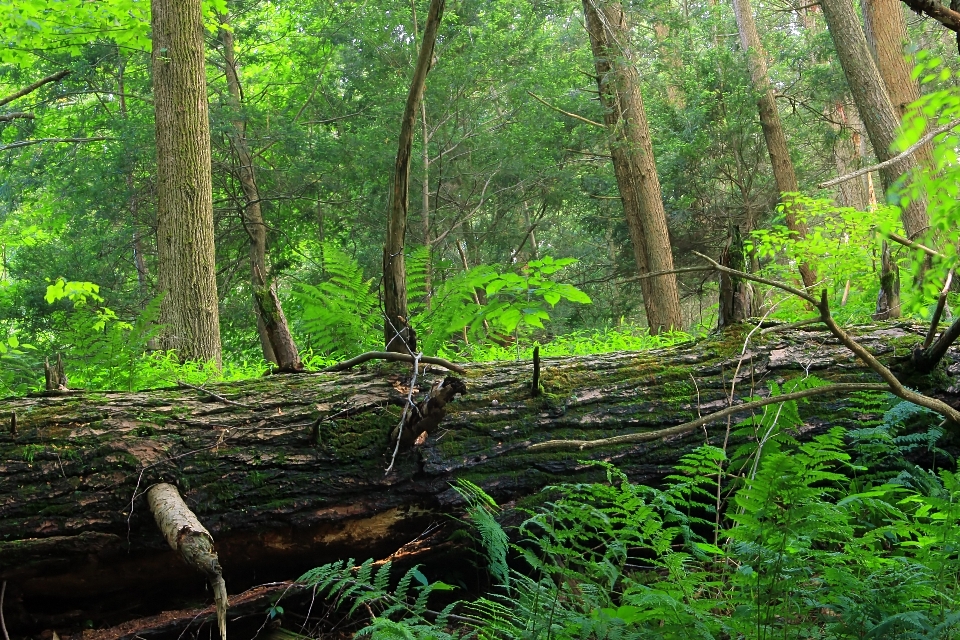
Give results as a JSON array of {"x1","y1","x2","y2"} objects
[{"x1": 1, "y1": 323, "x2": 958, "y2": 637}]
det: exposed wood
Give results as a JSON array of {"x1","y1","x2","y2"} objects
[{"x1": 147, "y1": 483, "x2": 227, "y2": 639}]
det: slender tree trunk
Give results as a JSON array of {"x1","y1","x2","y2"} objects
[
  {"x1": 412, "y1": 0, "x2": 434, "y2": 307},
  {"x1": 384, "y1": 0, "x2": 444, "y2": 352},
  {"x1": 117, "y1": 58, "x2": 152, "y2": 299},
  {"x1": 732, "y1": 0, "x2": 817, "y2": 289},
  {"x1": 219, "y1": 13, "x2": 300, "y2": 371},
  {"x1": 582, "y1": 0, "x2": 683, "y2": 334},
  {"x1": 820, "y1": 0, "x2": 929, "y2": 240},
  {"x1": 151, "y1": 0, "x2": 222, "y2": 365}
]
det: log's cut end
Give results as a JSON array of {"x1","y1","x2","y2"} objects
[{"x1": 147, "y1": 483, "x2": 228, "y2": 640}]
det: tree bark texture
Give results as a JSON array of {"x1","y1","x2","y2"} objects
[
  {"x1": 152, "y1": 0, "x2": 222, "y2": 365},
  {"x1": 2, "y1": 325, "x2": 958, "y2": 636},
  {"x1": 219, "y1": 16, "x2": 300, "y2": 371},
  {"x1": 731, "y1": 0, "x2": 817, "y2": 289},
  {"x1": 384, "y1": 0, "x2": 445, "y2": 353},
  {"x1": 820, "y1": 0, "x2": 930, "y2": 240},
  {"x1": 582, "y1": 0, "x2": 683, "y2": 334}
]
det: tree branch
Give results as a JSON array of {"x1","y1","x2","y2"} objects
[
  {"x1": 527, "y1": 91, "x2": 605, "y2": 128},
  {"x1": 900, "y1": 0, "x2": 960, "y2": 32},
  {"x1": 0, "y1": 112, "x2": 34, "y2": 123},
  {"x1": 324, "y1": 351, "x2": 466, "y2": 374},
  {"x1": 819, "y1": 117, "x2": 960, "y2": 189},
  {"x1": 0, "y1": 70, "x2": 71, "y2": 108},
  {"x1": 527, "y1": 383, "x2": 891, "y2": 452},
  {"x1": 0, "y1": 137, "x2": 111, "y2": 152}
]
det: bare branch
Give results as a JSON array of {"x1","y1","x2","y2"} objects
[
  {"x1": 527, "y1": 383, "x2": 891, "y2": 452},
  {"x1": 691, "y1": 250, "x2": 819, "y2": 305},
  {"x1": 0, "y1": 112, "x2": 34, "y2": 123},
  {"x1": 0, "y1": 69, "x2": 70, "y2": 108},
  {"x1": 819, "y1": 117, "x2": 960, "y2": 189},
  {"x1": 527, "y1": 91, "x2": 605, "y2": 128},
  {"x1": 885, "y1": 231, "x2": 946, "y2": 259},
  {"x1": 900, "y1": 0, "x2": 960, "y2": 32},
  {"x1": 324, "y1": 351, "x2": 466, "y2": 374}
]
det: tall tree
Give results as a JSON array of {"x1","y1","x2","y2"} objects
[
  {"x1": 151, "y1": 0, "x2": 222, "y2": 364},
  {"x1": 732, "y1": 0, "x2": 817, "y2": 289},
  {"x1": 383, "y1": 0, "x2": 445, "y2": 352},
  {"x1": 819, "y1": 0, "x2": 929, "y2": 241},
  {"x1": 582, "y1": 0, "x2": 682, "y2": 334},
  {"x1": 218, "y1": 13, "x2": 301, "y2": 371}
]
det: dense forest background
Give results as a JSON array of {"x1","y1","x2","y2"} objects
[{"x1": 2, "y1": 0, "x2": 958, "y2": 389}]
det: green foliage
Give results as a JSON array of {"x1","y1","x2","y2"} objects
[
  {"x1": 301, "y1": 420, "x2": 960, "y2": 639},
  {"x1": 745, "y1": 197, "x2": 900, "y2": 323},
  {"x1": 295, "y1": 246, "x2": 593, "y2": 359}
]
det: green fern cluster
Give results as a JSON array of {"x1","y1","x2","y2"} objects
[{"x1": 293, "y1": 389, "x2": 960, "y2": 639}]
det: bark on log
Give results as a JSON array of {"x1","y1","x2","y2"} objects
[{"x1": 1, "y1": 324, "x2": 959, "y2": 637}]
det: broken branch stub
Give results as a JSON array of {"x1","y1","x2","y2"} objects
[{"x1": 147, "y1": 483, "x2": 228, "y2": 640}]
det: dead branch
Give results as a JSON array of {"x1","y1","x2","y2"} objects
[
  {"x1": 0, "y1": 137, "x2": 111, "y2": 152},
  {"x1": 527, "y1": 383, "x2": 891, "y2": 452},
  {"x1": 0, "y1": 112, "x2": 34, "y2": 123},
  {"x1": 324, "y1": 351, "x2": 466, "y2": 374},
  {"x1": 885, "y1": 231, "x2": 946, "y2": 259},
  {"x1": 818, "y1": 117, "x2": 960, "y2": 189},
  {"x1": 527, "y1": 91, "x2": 605, "y2": 128},
  {"x1": 900, "y1": 0, "x2": 960, "y2": 32},
  {"x1": 924, "y1": 269, "x2": 954, "y2": 349}
]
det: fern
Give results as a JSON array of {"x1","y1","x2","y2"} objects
[{"x1": 294, "y1": 243, "x2": 381, "y2": 358}]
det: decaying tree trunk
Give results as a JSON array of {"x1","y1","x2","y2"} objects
[{"x1": 2, "y1": 325, "x2": 959, "y2": 637}]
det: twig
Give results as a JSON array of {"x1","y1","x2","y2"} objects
[
  {"x1": 925, "y1": 269, "x2": 954, "y2": 350},
  {"x1": 619, "y1": 266, "x2": 715, "y2": 283},
  {"x1": 818, "y1": 117, "x2": 960, "y2": 189},
  {"x1": 385, "y1": 353, "x2": 422, "y2": 474},
  {"x1": 177, "y1": 379, "x2": 257, "y2": 408},
  {"x1": 526, "y1": 91, "x2": 605, "y2": 128},
  {"x1": 527, "y1": 383, "x2": 890, "y2": 452},
  {"x1": 760, "y1": 317, "x2": 822, "y2": 335},
  {"x1": 691, "y1": 251, "x2": 818, "y2": 305},
  {"x1": 531, "y1": 345, "x2": 541, "y2": 397},
  {"x1": 325, "y1": 351, "x2": 465, "y2": 374}
]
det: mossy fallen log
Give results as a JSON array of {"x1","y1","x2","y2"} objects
[{"x1": 1, "y1": 323, "x2": 957, "y2": 637}]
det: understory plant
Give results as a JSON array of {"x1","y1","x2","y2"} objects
[{"x1": 298, "y1": 396, "x2": 960, "y2": 639}]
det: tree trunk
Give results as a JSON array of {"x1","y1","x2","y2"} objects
[
  {"x1": 732, "y1": 0, "x2": 817, "y2": 289},
  {"x1": 2, "y1": 325, "x2": 957, "y2": 637},
  {"x1": 829, "y1": 102, "x2": 870, "y2": 211},
  {"x1": 219, "y1": 14, "x2": 300, "y2": 371},
  {"x1": 718, "y1": 226, "x2": 755, "y2": 327},
  {"x1": 820, "y1": 0, "x2": 930, "y2": 240},
  {"x1": 151, "y1": 0, "x2": 222, "y2": 365},
  {"x1": 582, "y1": 0, "x2": 683, "y2": 334},
  {"x1": 384, "y1": 0, "x2": 445, "y2": 353}
]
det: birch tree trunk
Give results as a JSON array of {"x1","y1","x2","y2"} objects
[
  {"x1": 151, "y1": 0, "x2": 222, "y2": 365},
  {"x1": 581, "y1": 0, "x2": 683, "y2": 334}
]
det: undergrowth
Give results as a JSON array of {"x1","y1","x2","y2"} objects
[{"x1": 296, "y1": 389, "x2": 960, "y2": 640}]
